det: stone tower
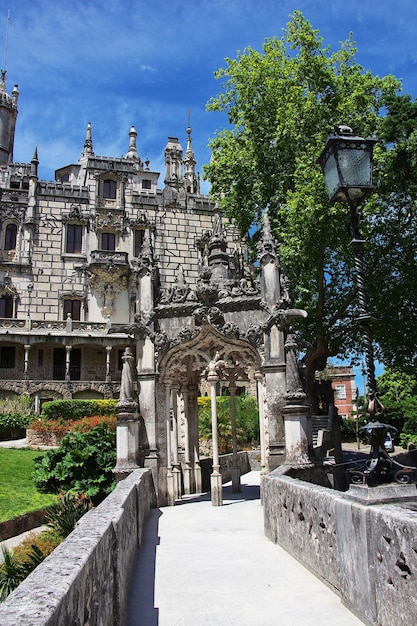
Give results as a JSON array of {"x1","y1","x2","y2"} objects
[{"x1": 0, "y1": 71, "x2": 18, "y2": 164}]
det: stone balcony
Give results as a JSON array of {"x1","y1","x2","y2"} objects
[{"x1": 88, "y1": 250, "x2": 130, "y2": 279}]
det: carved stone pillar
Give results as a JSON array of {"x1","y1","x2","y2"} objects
[
  {"x1": 208, "y1": 370, "x2": 222, "y2": 506},
  {"x1": 181, "y1": 387, "x2": 193, "y2": 495},
  {"x1": 164, "y1": 379, "x2": 175, "y2": 506},
  {"x1": 65, "y1": 345, "x2": 71, "y2": 382},
  {"x1": 256, "y1": 372, "x2": 268, "y2": 474},
  {"x1": 24, "y1": 344, "x2": 30, "y2": 380},
  {"x1": 105, "y1": 346, "x2": 112, "y2": 382},
  {"x1": 229, "y1": 381, "x2": 241, "y2": 493},
  {"x1": 113, "y1": 347, "x2": 140, "y2": 481},
  {"x1": 171, "y1": 383, "x2": 182, "y2": 500},
  {"x1": 283, "y1": 332, "x2": 311, "y2": 466}
]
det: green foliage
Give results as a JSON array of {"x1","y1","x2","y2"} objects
[
  {"x1": 32, "y1": 424, "x2": 116, "y2": 500},
  {"x1": 0, "y1": 413, "x2": 31, "y2": 430},
  {"x1": 340, "y1": 417, "x2": 365, "y2": 442},
  {"x1": 0, "y1": 513, "x2": 77, "y2": 601},
  {"x1": 40, "y1": 399, "x2": 117, "y2": 421},
  {"x1": 0, "y1": 395, "x2": 33, "y2": 440},
  {"x1": 0, "y1": 547, "x2": 26, "y2": 601},
  {"x1": 29, "y1": 414, "x2": 116, "y2": 436},
  {"x1": 0, "y1": 395, "x2": 32, "y2": 417},
  {"x1": 45, "y1": 492, "x2": 92, "y2": 538},
  {"x1": 377, "y1": 369, "x2": 417, "y2": 426},
  {"x1": 0, "y1": 449, "x2": 56, "y2": 523},
  {"x1": 198, "y1": 394, "x2": 259, "y2": 453},
  {"x1": 204, "y1": 10, "x2": 416, "y2": 380}
]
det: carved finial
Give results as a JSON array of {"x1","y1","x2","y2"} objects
[
  {"x1": 82, "y1": 122, "x2": 94, "y2": 157},
  {"x1": 126, "y1": 125, "x2": 140, "y2": 161}
]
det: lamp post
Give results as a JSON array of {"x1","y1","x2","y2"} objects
[{"x1": 317, "y1": 125, "x2": 397, "y2": 485}]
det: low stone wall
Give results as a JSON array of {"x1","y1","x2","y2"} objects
[
  {"x1": 0, "y1": 468, "x2": 156, "y2": 626},
  {"x1": 0, "y1": 508, "x2": 48, "y2": 542},
  {"x1": 200, "y1": 450, "x2": 252, "y2": 490},
  {"x1": 263, "y1": 469, "x2": 417, "y2": 626}
]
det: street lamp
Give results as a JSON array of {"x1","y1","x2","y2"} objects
[{"x1": 317, "y1": 125, "x2": 398, "y2": 485}]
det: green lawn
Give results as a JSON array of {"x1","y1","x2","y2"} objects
[{"x1": 0, "y1": 448, "x2": 56, "y2": 523}]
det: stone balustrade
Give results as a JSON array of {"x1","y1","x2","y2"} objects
[
  {"x1": 0, "y1": 468, "x2": 156, "y2": 626},
  {"x1": 263, "y1": 469, "x2": 417, "y2": 626}
]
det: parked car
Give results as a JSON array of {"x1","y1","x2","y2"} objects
[{"x1": 384, "y1": 432, "x2": 395, "y2": 453}]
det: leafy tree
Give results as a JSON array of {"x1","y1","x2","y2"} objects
[
  {"x1": 204, "y1": 11, "x2": 414, "y2": 390},
  {"x1": 377, "y1": 368, "x2": 417, "y2": 434},
  {"x1": 198, "y1": 395, "x2": 259, "y2": 453}
]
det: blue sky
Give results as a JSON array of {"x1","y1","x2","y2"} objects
[{"x1": 3, "y1": 0, "x2": 417, "y2": 192}]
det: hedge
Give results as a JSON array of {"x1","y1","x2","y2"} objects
[{"x1": 40, "y1": 399, "x2": 117, "y2": 421}]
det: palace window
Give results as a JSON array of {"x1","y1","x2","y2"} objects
[
  {"x1": 4, "y1": 223, "x2": 17, "y2": 251},
  {"x1": 101, "y1": 232, "x2": 116, "y2": 251},
  {"x1": 65, "y1": 224, "x2": 83, "y2": 254},
  {"x1": 63, "y1": 299, "x2": 81, "y2": 321},
  {"x1": 0, "y1": 295, "x2": 13, "y2": 318},
  {"x1": 134, "y1": 229, "x2": 145, "y2": 257},
  {"x1": 103, "y1": 179, "x2": 117, "y2": 199},
  {"x1": 142, "y1": 179, "x2": 152, "y2": 190},
  {"x1": 0, "y1": 346, "x2": 15, "y2": 368}
]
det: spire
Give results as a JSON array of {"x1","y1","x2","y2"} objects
[
  {"x1": 30, "y1": 146, "x2": 39, "y2": 177},
  {"x1": 81, "y1": 122, "x2": 94, "y2": 157},
  {"x1": 184, "y1": 110, "x2": 199, "y2": 194},
  {"x1": 126, "y1": 125, "x2": 140, "y2": 161}
]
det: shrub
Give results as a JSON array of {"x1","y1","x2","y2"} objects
[
  {"x1": 0, "y1": 395, "x2": 33, "y2": 440},
  {"x1": 40, "y1": 399, "x2": 117, "y2": 421},
  {"x1": 339, "y1": 417, "x2": 365, "y2": 442},
  {"x1": 0, "y1": 530, "x2": 62, "y2": 601},
  {"x1": 45, "y1": 492, "x2": 92, "y2": 538},
  {"x1": 0, "y1": 495, "x2": 89, "y2": 601},
  {"x1": 32, "y1": 423, "x2": 116, "y2": 501},
  {"x1": 28, "y1": 415, "x2": 116, "y2": 436},
  {"x1": 198, "y1": 394, "x2": 259, "y2": 454}
]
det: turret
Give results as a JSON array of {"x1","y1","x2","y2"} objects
[
  {"x1": 0, "y1": 71, "x2": 18, "y2": 163},
  {"x1": 164, "y1": 136, "x2": 183, "y2": 188},
  {"x1": 126, "y1": 125, "x2": 141, "y2": 164}
]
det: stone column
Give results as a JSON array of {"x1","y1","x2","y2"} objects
[
  {"x1": 229, "y1": 381, "x2": 241, "y2": 493},
  {"x1": 164, "y1": 379, "x2": 175, "y2": 506},
  {"x1": 187, "y1": 384, "x2": 201, "y2": 494},
  {"x1": 283, "y1": 333, "x2": 311, "y2": 465},
  {"x1": 113, "y1": 347, "x2": 140, "y2": 481},
  {"x1": 208, "y1": 370, "x2": 222, "y2": 506},
  {"x1": 105, "y1": 346, "x2": 112, "y2": 382},
  {"x1": 256, "y1": 372, "x2": 268, "y2": 474},
  {"x1": 24, "y1": 344, "x2": 30, "y2": 381},
  {"x1": 171, "y1": 383, "x2": 182, "y2": 500},
  {"x1": 65, "y1": 345, "x2": 71, "y2": 381},
  {"x1": 181, "y1": 387, "x2": 193, "y2": 495}
]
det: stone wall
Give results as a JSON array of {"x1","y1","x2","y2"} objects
[
  {"x1": 263, "y1": 469, "x2": 417, "y2": 626},
  {"x1": 0, "y1": 468, "x2": 156, "y2": 626},
  {"x1": 199, "y1": 450, "x2": 253, "y2": 490}
]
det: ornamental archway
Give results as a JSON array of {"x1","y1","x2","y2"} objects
[{"x1": 158, "y1": 323, "x2": 264, "y2": 506}]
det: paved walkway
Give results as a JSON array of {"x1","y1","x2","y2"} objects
[{"x1": 126, "y1": 472, "x2": 364, "y2": 626}]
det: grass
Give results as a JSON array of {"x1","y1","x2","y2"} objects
[{"x1": 0, "y1": 448, "x2": 56, "y2": 523}]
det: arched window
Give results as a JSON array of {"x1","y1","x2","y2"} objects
[
  {"x1": 4, "y1": 223, "x2": 17, "y2": 251},
  {"x1": 103, "y1": 179, "x2": 117, "y2": 199}
]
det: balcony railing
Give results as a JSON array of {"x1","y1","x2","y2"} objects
[{"x1": 0, "y1": 366, "x2": 122, "y2": 382}]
